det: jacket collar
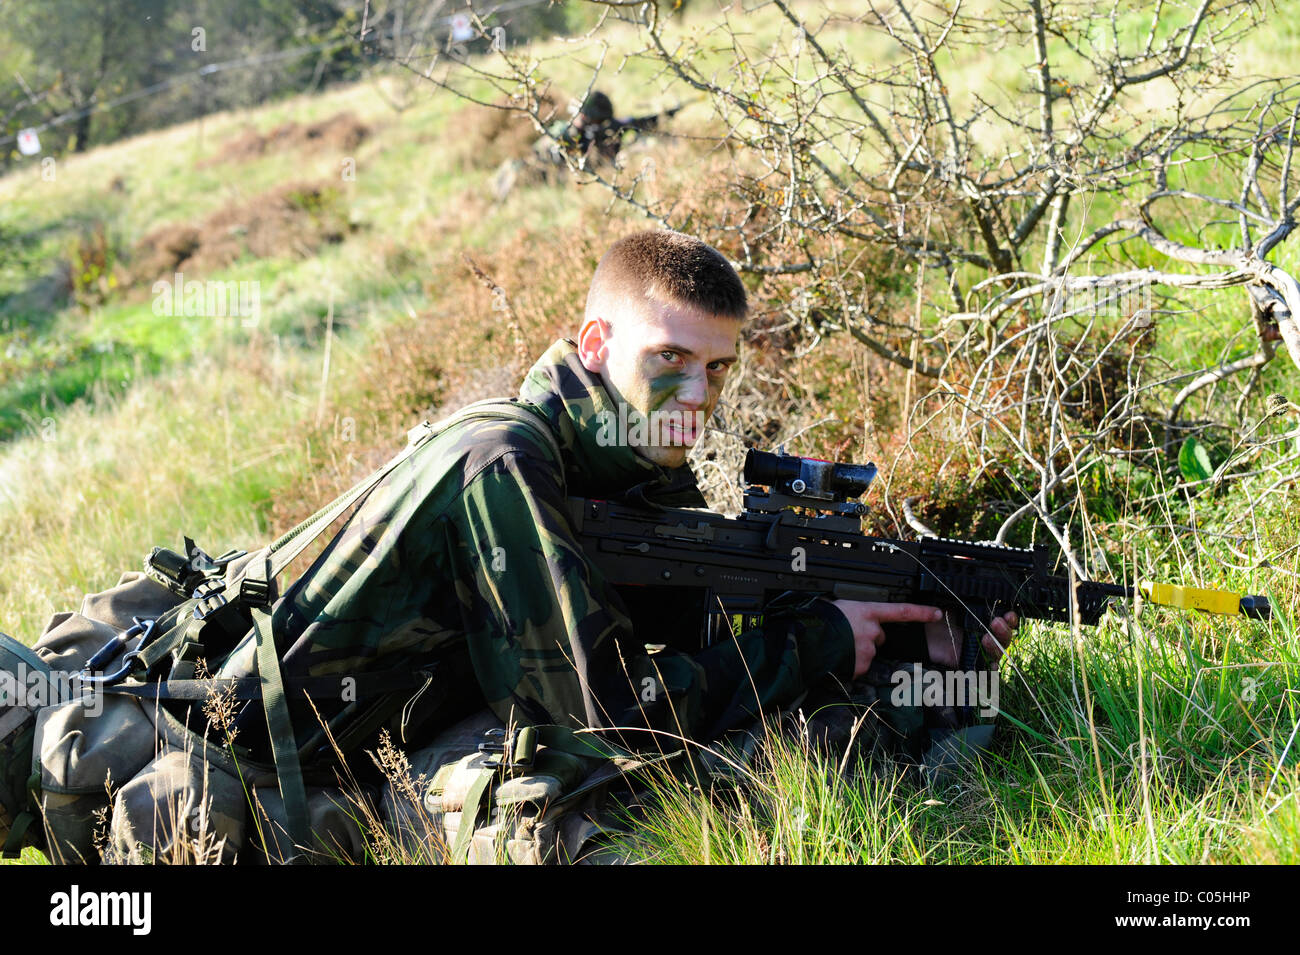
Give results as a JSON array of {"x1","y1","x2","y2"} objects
[{"x1": 518, "y1": 339, "x2": 708, "y2": 507}]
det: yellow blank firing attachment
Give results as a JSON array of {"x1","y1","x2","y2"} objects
[{"x1": 1139, "y1": 582, "x2": 1271, "y2": 619}]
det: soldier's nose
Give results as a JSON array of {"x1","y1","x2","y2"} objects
[{"x1": 674, "y1": 373, "x2": 708, "y2": 409}]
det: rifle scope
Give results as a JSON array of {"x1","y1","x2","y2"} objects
[{"x1": 743, "y1": 449, "x2": 877, "y2": 503}]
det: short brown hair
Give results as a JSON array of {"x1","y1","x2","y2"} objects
[{"x1": 585, "y1": 230, "x2": 747, "y2": 324}]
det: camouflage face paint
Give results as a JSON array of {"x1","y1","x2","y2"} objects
[
  {"x1": 591, "y1": 302, "x2": 740, "y2": 467},
  {"x1": 647, "y1": 370, "x2": 688, "y2": 412}
]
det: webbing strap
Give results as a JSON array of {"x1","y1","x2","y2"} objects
[
  {"x1": 132, "y1": 601, "x2": 197, "y2": 674},
  {"x1": 450, "y1": 768, "x2": 495, "y2": 864},
  {"x1": 1, "y1": 771, "x2": 43, "y2": 859},
  {"x1": 1, "y1": 811, "x2": 35, "y2": 858},
  {"x1": 534, "y1": 725, "x2": 635, "y2": 761},
  {"x1": 245, "y1": 556, "x2": 311, "y2": 863}
]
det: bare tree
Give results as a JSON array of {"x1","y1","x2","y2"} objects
[{"x1": 369, "y1": 0, "x2": 1300, "y2": 572}]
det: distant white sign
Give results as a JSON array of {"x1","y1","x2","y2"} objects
[
  {"x1": 450, "y1": 14, "x2": 475, "y2": 43},
  {"x1": 16, "y1": 128, "x2": 40, "y2": 156}
]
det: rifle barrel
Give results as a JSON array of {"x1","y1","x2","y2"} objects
[{"x1": 570, "y1": 497, "x2": 1272, "y2": 639}]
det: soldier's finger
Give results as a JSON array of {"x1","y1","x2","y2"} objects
[
  {"x1": 866, "y1": 603, "x2": 946, "y2": 624},
  {"x1": 857, "y1": 620, "x2": 885, "y2": 645}
]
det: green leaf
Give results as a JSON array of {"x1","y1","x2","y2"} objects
[{"x1": 1178, "y1": 436, "x2": 1214, "y2": 483}]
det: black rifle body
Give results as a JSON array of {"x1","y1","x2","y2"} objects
[
  {"x1": 584, "y1": 107, "x2": 683, "y2": 156},
  {"x1": 570, "y1": 497, "x2": 1129, "y2": 664}
]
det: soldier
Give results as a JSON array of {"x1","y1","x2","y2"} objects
[
  {"x1": 260, "y1": 229, "x2": 1018, "y2": 744},
  {"x1": 493, "y1": 92, "x2": 676, "y2": 201},
  {"x1": 538, "y1": 91, "x2": 618, "y2": 165},
  {"x1": 3, "y1": 230, "x2": 1017, "y2": 863}
]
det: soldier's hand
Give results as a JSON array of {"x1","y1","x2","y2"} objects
[
  {"x1": 924, "y1": 611, "x2": 1020, "y2": 668},
  {"x1": 830, "y1": 601, "x2": 947, "y2": 679}
]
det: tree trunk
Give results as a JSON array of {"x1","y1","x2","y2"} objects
[{"x1": 72, "y1": 108, "x2": 92, "y2": 152}]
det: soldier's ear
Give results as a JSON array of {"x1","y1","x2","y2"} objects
[{"x1": 577, "y1": 317, "x2": 611, "y2": 372}]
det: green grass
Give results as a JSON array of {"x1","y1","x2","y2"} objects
[
  {"x1": 0, "y1": 0, "x2": 1297, "y2": 865},
  {"x1": 622, "y1": 561, "x2": 1300, "y2": 864}
]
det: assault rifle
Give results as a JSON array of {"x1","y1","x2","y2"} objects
[
  {"x1": 583, "y1": 105, "x2": 684, "y2": 158},
  {"x1": 571, "y1": 449, "x2": 1271, "y2": 669}
]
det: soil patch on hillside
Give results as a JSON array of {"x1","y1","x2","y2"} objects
[
  {"x1": 200, "y1": 111, "x2": 372, "y2": 167},
  {"x1": 130, "y1": 180, "x2": 353, "y2": 282}
]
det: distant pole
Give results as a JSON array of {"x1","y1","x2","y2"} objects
[
  {"x1": 196, "y1": 73, "x2": 206, "y2": 159},
  {"x1": 316, "y1": 288, "x2": 335, "y2": 430}
]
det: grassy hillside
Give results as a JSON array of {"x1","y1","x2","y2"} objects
[{"x1": 1, "y1": 1, "x2": 1296, "y2": 865}]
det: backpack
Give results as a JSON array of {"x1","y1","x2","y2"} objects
[
  {"x1": 1, "y1": 398, "x2": 622, "y2": 863},
  {"x1": 0, "y1": 633, "x2": 47, "y2": 857}
]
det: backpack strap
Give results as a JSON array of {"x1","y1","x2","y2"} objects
[
  {"x1": 0, "y1": 772, "x2": 42, "y2": 859},
  {"x1": 134, "y1": 399, "x2": 563, "y2": 675},
  {"x1": 266, "y1": 397, "x2": 561, "y2": 583}
]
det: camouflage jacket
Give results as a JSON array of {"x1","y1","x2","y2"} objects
[
  {"x1": 224, "y1": 340, "x2": 854, "y2": 746},
  {"x1": 534, "y1": 119, "x2": 622, "y2": 165},
  {"x1": 533, "y1": 119, "x2": 584, "y2": 167}
]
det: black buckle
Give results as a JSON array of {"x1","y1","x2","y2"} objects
[
  {"x1": 146, "y1": 539, "x2": 248, "y2": 598},
  {"x1": 478, "y1": 726, "x2": 537, "y2": 770},
  {"x1": 170, "y1": 637, "x2": 204, "y2": 680},
  {"x1": 239, "y1": 574, "x2": 272, "y2": 609},
  {"x1": 192, "y1": 578, "x2": 229, "y2": 620}
]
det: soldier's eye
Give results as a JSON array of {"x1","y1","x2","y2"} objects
[{"x1": 660, "y1": 351, "x2": 680, "y2": 363}]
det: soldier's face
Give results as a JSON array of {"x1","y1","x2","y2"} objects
[{"x1": 578, "y1": 298, "x2": 740, "y2": 468}]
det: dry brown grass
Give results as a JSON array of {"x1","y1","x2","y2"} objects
[
  {"x1": 198, "y1": 111, "x2": 373, "y2": 168},
  {"x1": 128, "y1": 181, "x2": 354, "y2": 284},
  {"x1": 330, "y1": 136, "x2": 970, "y2": 535},
  {"x1": 450, "y1": 92, "x2": 566, "y2": 172}
]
